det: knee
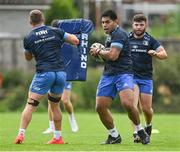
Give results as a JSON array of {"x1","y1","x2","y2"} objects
[
  {"x1": 61, "y1": 97, "x2": 69, "y2": 104},
  {"x1": 121, "y1": 99, "x2": 134, "y2": 111},
  {"x1": 95, "y1": 104, "x2": 105, "y2": 113},
  {"x1": 142, "y1": 106, "x2": 153, "y2": 114}
]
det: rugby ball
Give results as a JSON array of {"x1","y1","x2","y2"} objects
[{"x1": 90, "y1": 43, "x2": 105, "y2": 62}]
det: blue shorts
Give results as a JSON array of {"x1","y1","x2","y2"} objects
[
  {"x1": 97, "y1": 74, "x2": 133, "y2": 99},
  {"x1": 65, "y1": 82, "x2": 72, "y2": 90},
  {"x1": 30, "y1": 71, "x2": 66, "y2": 95},
  {"x1": 133, "y1": 78, "x2": 153, "y2": 95}
]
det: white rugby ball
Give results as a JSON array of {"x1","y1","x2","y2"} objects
[{"x1": 90, "y1": 43, "x2": 105, "y2": 62}]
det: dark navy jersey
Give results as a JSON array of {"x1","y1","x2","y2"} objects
[
  {"x1": 129, "y1": 32, "x2": 161, "y2": 79},
  {"x1": 103, "y1": 26, "x2": 133, "y2": 75},
  {"x1": 24, "y1": 25, "x2": 66, "y2": 72}
]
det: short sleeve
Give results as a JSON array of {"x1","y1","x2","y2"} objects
[
  {"x1": 111, "y1": 31, "x2": 127, "y2": 49},
  {"x1": 23, "y1": 36, "x2": 31, "y2": 53},
  {"x1": 150, "y1": 36, "x2": 161, "y2": 51}
]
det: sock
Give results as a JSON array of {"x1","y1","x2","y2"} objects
[
  {"x1": 134, "y1": 124, "x2": 143, "y2": 132},
  {"x1": 69, "y1": 113, "x2": 75, "y2": 120},
  {"x1": 18, "y1": 128, "x2": 25, "y2": 135},
  {"x1": 108, "y1": 127, "x2": 119, "y2": 138},
  {"x1": 49, "y1": 121, "x2": 55, "y2": 130},
  {"x1": 53, "y1": 130, "x2": 61, "y2": 140},
  {"x1": 145, "y1": 123, "x2": 152, "y2": 127}
]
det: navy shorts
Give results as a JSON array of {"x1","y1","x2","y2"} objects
[
  {"x1": 30, "y1": 71, "x2": 66, "y2": 95},
  {"x1": 96, "y1": 74, "x2": 134, "y2": 99},
  {"x1": 133, "y1": 78, "x2": 153, "y2": 95}
]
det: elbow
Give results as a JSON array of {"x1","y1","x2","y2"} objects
[
  {"x1": 109, "y1": 55, "x2": 118, "y2": 61},
  {"x1": 162, "y1": 52, "x2": 168, "y2": 59}
]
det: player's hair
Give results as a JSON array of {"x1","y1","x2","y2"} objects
[
  {"x1": 51, "y1": 19, "x2": 59, "y2": 27},
  {"x1": 133, "y1": 14, "x2": 147, "y2": 22},
  {"x1": 101, "y1": 10, "x2": 117, "y2": 21},
  {"x1": 29, "y1": 10, "x2": 45, "y2": 25}
]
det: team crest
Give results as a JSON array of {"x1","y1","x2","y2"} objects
[{"x1": 143, "y1": 40, "x2": 149, "y2": 46}]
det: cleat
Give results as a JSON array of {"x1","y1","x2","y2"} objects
[
  {"x1": 47, "y1": 137, "x2": 64, "y2": 144},
  {"x1": 138, "y1": 129, "x2": 150, "y2": 145},
  {"x1": 14, "y1": 134, "x2": 24, "y2": 144},
  {"x1": 69, "y1": 116, "x2": 79, "y2": 133},
  {"x1": 145, "y1": 125, "x2": 152, "y2": 136},
  {"x1": 133, "y1": 133, "x2": 141, "y2": 143},
  {"x1": 101, "y1": 134, "x2": 122, "y2": 144},
  {"x1": 43, "y1": 128, "x2": 54, "y2": 134}
]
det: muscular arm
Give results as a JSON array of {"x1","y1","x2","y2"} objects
[
  {"x1": 148, "y1": 46, "x2": 168, "y2": 60},
  {"x1": 98, "y1": 47, "x2": 121, "y2": 61}
]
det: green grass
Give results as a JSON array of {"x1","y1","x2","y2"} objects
[{"x1": 0, "y1": 112, "x2": 180, "y2": 151}]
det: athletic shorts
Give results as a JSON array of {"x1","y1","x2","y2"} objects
[
  {"x1": 96, "y1": 74, "x2": 133, "y2": 99},
  {"x1": 133, "y1": 78, "x2": 153, "y2": 95},
  {"x1": 65, "y1": 81, "x2": 72, "y2": 90},
  {"x1": 30, "y1": 71, "x2": 66, "y2": 95}
]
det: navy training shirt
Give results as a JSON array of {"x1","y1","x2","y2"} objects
[
  {"x1": 24, "y1": 25, "x2": 66, "y2": 72},
  {"x1": 129, "y1": 32, "x2": 161, "y2": 79},
  {"x1": 103, "y1": 26, "x2": 133, "y2": 75}
]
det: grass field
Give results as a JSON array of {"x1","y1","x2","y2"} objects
[{"x1": 0, "y1": 112, "x2": 180, "y2": 151}]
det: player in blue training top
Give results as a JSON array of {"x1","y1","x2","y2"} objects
[
  {"x1": 129, "y1": 14, "x2": 167, "y2": 142},
  {"x1": 14, "y1": 10, "x2": 79, "y2": 145},
  {"x1": 90, "y1": 10, "x2": 149, "y2": 145}
]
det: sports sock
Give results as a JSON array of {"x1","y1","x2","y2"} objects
[
  {"x1": 69, "y1": 113, "x2": 75, "y2": 119},
  {"x1": 108, "y1": 127, "x2": 119, "y2": 138},
  {"x1": 134, "y1": 124, "x2": 143, "y2": 132},
  {"x1": 145, "y1": 123, "x2": 152, "y2": 127},
  {"x1": 18, "y1": 128, "x2": 25, "y2": 135},
  {"x1": 53, "y1": 130, "x2": 61, "y2": 140},
  {"x1": 49, "y1": 121, "x2": 55, "y2": 130}
]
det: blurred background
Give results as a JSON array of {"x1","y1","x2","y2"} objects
[{"x1": 0, "y1": 0, "x2": 180, "y2": 113}]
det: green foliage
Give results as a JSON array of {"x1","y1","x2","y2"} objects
[
  {"x1": 0, "y1": 70, "x2": 47, "y2": 112},
  {"x1": 45, "y1": 0, "x2": 79, "y2": 25},
  {"x1": 150, "y1": 5, "x2": 180, "y2": 38},
  {"x1": 153, "y1": 52, "x2": 180, "y2": 113}
]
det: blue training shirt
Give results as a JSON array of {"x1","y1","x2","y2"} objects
[
  {"x1": 103, "y1": 26, "x2": 133, "y2": 75},
  {"x1": 24, "y1": 25, "x2": 67, "y2": 72},
  {"x1": 129, "y1": 32, "x2": 161, "y2": 79}
]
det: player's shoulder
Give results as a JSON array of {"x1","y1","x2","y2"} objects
[
  {"x1": 113, "y1": 26, "x2": 128, "y2": 38},
  {"x1": 144, "y1": 32, "x2": 158, "y2": 43},
  {"x1": 144, "y1": 32, "x2": 155, "y2": 40}
]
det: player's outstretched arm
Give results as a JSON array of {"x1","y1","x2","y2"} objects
[{"x1": 65, "y1": 33, "x2": 79, "y2": 45}]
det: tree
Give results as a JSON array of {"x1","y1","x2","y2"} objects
[{"x1": 45, "y1": 0, "x2": 78, "y2": 25}]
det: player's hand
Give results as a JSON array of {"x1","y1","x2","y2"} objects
[
  {"x1": 90, "y1": 47, "x2": 99, "y2": 57},
  {"x1": 148, "y1": 50, "x2": 156, "y2": 56}
]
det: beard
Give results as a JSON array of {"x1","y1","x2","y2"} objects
[{"x1": 134, "y1": 29, "x2": 146, "y2": 37}]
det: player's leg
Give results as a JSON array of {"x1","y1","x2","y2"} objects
[
  {"x1": 96, "y1": 75, "x2": 121, "y2": 144},
  {"x1": 139, "y1": 79, "x2": 153, "y2": 136},
  {"x1": 47, "y1": 71, "x2": 66, "y2": 144},
  {"x1": 43, "y1": 103, "x2": 55, "y2": 134},
  {"x1": 132, "y1": 84, "x2": 141, "y2": 143},
  {"x1": 62, "y1": 86, "x2": 79, "y2": 132},
  {"x1": 14, "y1": 72, "x2": 53, "y2": 144},
  {"x1": 139, "y1": 93, "x2": 153, "y2": 136},
  {"x1": 117, "y1": 74, "x2": 149, "y2": 144}
]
